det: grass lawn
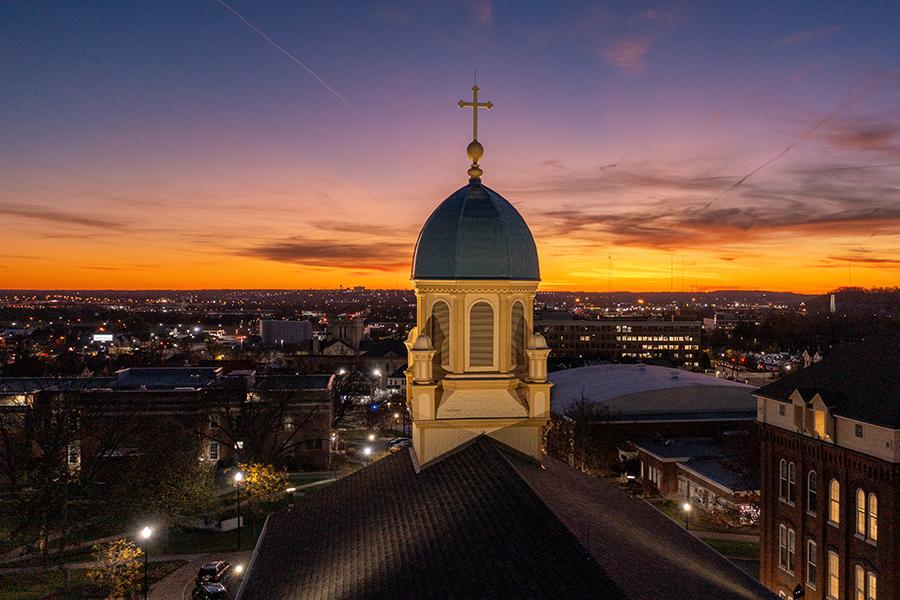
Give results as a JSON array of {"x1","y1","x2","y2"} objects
[
  {"x1": 155, "y1": 524, "x2": 263, "y2": 555},
  {"x1": 651, "y1": 499, "x2": 758, "y2": 535},
  {"x1": 0, "y1": 560, "x2": 185, "y2": 600},
  {"x1": 702, "y1": 539, "x2": 760, "y2": 561}
]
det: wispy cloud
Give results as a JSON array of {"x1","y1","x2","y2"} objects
[
  {"x1": 0, "y1": 202, "x2": 127, "y2": 231},
  {"x1": 779, "y1": 25, "x2": 842, "y2": 46},
  {"x1": 601, "y1": 36, "x2": 653, "y2": 73},
  {"x1": 234, "y1": 236, "x2": 411, "y2": 271},
  {"x1": 825, "y1": 118, "x2": 900, "y2": 155}
]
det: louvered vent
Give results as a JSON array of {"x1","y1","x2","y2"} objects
[
  {"x1": 469, "y1": 301, "x2": 494, "y2": 367},
  {"x1": 511, "y1": 301, "x2": 526, "y2": 371},
  {"x1": 429, "y1": 300, "x2": 451, "y2": 374}
]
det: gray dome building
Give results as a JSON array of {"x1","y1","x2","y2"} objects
[{"x1": 411, "y1": 181, "x2": 540, "y2": 281}]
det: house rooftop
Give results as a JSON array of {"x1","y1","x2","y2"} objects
[
  {"x1": 755, "y1": 336, "x2": 900, "y2": 428},
  {"x1": 238, "y1": 437, "x2": 774, "y2": 600}
]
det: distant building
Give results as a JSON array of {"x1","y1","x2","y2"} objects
[
  {"x1": 634, "y1": 437, "x2": 758, "y2": 523},
  {"x1": 327, "y1": 317, "x2": 363, "y2": 351},
  {"x1": 536, "y1": 314, "x2": 702, "y2": 367},
  {"x1": 259, "y1": 320, "x2": 313, "y2": 347},
  {"x1": 755, "y1": 338, "x2": 900, "y2": 600}
]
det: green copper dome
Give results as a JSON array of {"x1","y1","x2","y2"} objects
[{"x1": 412, "y1": 181, "x2": 540, "y2": 281}]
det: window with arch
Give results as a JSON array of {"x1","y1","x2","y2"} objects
[
  {"x1": 827, "y1": 551, "x2": 840, "y2": 599},
  {"x1": 829, "y1": 479, "x2": 841, "y2": 525},
  {"x1": 469, "y1": 301, "x2": 494, "y2": 368},
  {"x1": 428, "y1": 300, "x2": 450, "y2": 374},
  {"x1": 779, "y1": 459, "x2": 787, "y2": 501},
  {"x1": 868, "y1": 493, "x2": 877, "y2": 542},
  {"x1": 856, "y1": 488, "x2": 867, "y2": 536},
  {"x1": 807, "y1": 470, "x2": 818, "y2": 515},
  {"x1": 510, "y1": 301, "x2": 526, "y2": 371},
  {"x1": 787, "y1": 462, "x2": 796, "y2": 503},
  {"x1": 854, "y1": 565, "x2": 877, "y2": 600}
]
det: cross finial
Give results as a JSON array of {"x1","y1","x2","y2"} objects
[{"x1": 457, "y1": 84, "x2": 493, "y2": 180}]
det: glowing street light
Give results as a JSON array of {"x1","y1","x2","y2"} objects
[
  {"x1": 138, "y1": 526, "x2": 153, "y2": 600},
  {"x1": 234, "y1": 471, "x2": 245, "y2": 550},
  {"x1": 367, "y1": 433, "x2": 376, "y2": 442},
  {"x1": 682, "y1": 502, "x2": 693, "y2": 530},
  {"x1": 234, "y1": 564, "x2": 244, "y2": 576}
]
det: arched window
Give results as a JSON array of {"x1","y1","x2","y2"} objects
[
  {"x1": 868, "y1": 493, "x2": 877, "y2": 542},
  {"x1": 829, "y1": 479, "x2": 840, "y2": 525},
  {"x1": 510, "y1": 301, "x2": 526, "y2": 371},
  {"x1": 807, "y1": 470, "x2": 818, "y2": 515},
  {"x1": 787, "y1": 462, "x2": 796, "y2": 503},
  {"x1": 778, "y1": 459, "x2": 785, "y2": 498},
  {"x1": 856, "y1": 488, "x2": 866, "y2": 536},
  {"x1": 469, "y1": 302, "x2": 494, "y2": 368},
  {"x1": 428, "y1": 300, "x2": 450, "y2": 374}
]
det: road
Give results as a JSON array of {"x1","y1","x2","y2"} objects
[{"x1": 149, "y1": 550, "x2": 251, "y2": 600}]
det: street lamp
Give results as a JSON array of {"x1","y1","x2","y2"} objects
[
  {"x1": 139, "y1": 526, "x2": 153, "y2": 600},
  {"x1": 367, "y1": 433, "x2": 376, "y2": 442},
  {"x1": 363, "y1": 446, "x2": 373, "y2": 463},
  {"x1": 234, "y1": 564, "x2": 245, "y2": 576},
  {"x1": 682, "y1": 502, "x2": 692, "y2": 530},
  {"x1": 234, "y1": 471, "x2": 244, "y2": 551}
]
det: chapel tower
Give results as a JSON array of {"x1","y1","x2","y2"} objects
[{"x1": 405, "y1": 86, "x2": 551, "y2": 465}]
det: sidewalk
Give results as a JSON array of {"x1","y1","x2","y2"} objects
[{"x1": 0, "y1": 553, "x2": 207, "y2": 576}]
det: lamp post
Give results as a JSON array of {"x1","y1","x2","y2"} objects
[
  {"x1": 139, "y1": 526, "x2": 153, "y2": 600},
  {"x1": 234, "y1": 471, "x2": 244, "y2": 551},
  {"x1": 682, "y1": 502, "x2": 692, "y2": 530},
  {"x1": 363, "y1": 446, "x2": 373, "y2": 463}
]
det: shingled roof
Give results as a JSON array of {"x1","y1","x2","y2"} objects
[
  {"x1": 754, "y1": 336, "x2": 900, "y2": 428},
  {"x1": 238, "y1": 437, "x2": 773, "y2": 600}
]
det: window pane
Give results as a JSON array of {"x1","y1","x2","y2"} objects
[
  {"x1": 868, "y1": 494, "x2": 877, "y2": 542},
  {"x1": 469, "y1": 302, "x2": 494, "y2": 367},
  {"x1": 856, "y1": 489, "x2": 866, "y2": 535}
]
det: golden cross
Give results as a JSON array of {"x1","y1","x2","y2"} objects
[{"x1": 457, "y1": 84, "x2": 493, "y2": 141}]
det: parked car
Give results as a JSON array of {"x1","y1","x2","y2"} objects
[
  {"x1": 192, "y1": 582, "x2": 229, "y2": 600},
  {"x1": 387, "y1": 437, "x2": 412, "y2": 452},
  {"x1": 196, "y1": 560, "x2": 231, "y2": 585}
]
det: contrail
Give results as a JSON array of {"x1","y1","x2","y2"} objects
[
  {"x1": 215, "y1": 0, "x2": 348, "y2": 104},
  {"x1": 716, "y1": 71, "x2": 899, "y2": 200}
]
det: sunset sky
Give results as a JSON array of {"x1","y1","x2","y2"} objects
[{"x1": 2, "y1": 1, "x2": 900, "y2": 292}]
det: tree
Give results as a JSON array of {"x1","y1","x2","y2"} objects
[
  {"x1": 87, "y1": 538, "x2": 143, "y2": 600},
  {"x1": 238, "y1": 462, "x2": 289, "y2": 509}
]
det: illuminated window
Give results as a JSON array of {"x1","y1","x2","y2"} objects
[
  {"x1": 856, "y1": 488, "x2": 866, "y2": 536},
  {"x1": 807, "y1": 470, "x2": 817, "y2": 515},
  {"x1": 208, "y1": 441, "x2": 220, "y2": 460},
  {"x1": 855, "y1": 566, "x2": 875, "y2": 600},
  {"x1": 827, "y1": 551, "x2": 839, "y2": 600},
  {"x1": 868, "y1": 493, "x2": 877, "y2": 542},
  {"x1": 806, "y1": 540, "x2": 817, "y2": 588},
  {"x1": 814, "y1": 409, "x2": 827, "y2": 438},
  {"x1": 829, "y1": 479, "x2": 841, "y2": 525}
]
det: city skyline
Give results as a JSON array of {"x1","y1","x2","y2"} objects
[{"x1": 3, "y1": 1, "x2": 900, "y2": 292}]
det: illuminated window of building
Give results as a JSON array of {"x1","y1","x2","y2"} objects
[
  {"x1": 856, "y1": 488, "x2": 866, "y2": 536},
  {"x1": 829, "y1": 479, "x2": 840, "y2": 525},
  {"x1": 806, "y1": 540, "x2": 817, "y2": 588},
  {"x1": 827, "y1": 551, "x2": 839, "y2": 599},
  {"x1": 855, "y1": 566, "x2": 875, "y2": 600},
  {"x1": 208, "y1": 441, "x2": 219, "y2": 460},
  {"x1": 807, "y1": 470, "x2": 817, "y2": 515},
  {"x1": 868, "y1": 493, "x2": 877, "y2": 542},
  {"x1": 814, "y1": 409, "x2": 827, "y2": 438}
]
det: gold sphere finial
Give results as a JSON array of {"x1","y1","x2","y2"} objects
[{"x1": 467, "y1": 140, "x2": 484, "y2": 163}]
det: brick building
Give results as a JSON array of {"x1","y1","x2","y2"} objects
[{"x1": 756, "y1": 338, "x2": 899, "y2": 599}]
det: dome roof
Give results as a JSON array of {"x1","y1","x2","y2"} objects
[{"x1": 412, "y1": 181, "x2": 540, "y2": 281}]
